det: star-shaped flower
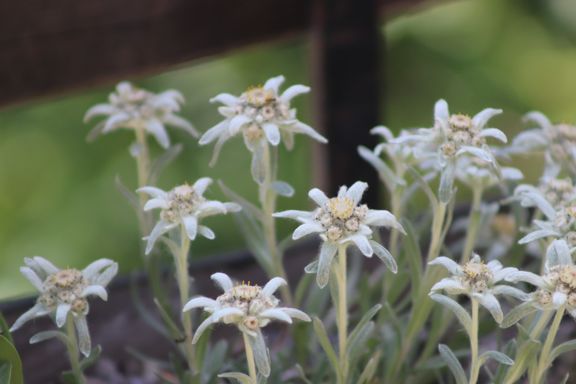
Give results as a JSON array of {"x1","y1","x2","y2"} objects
[
  {"x1": 429, "y1": 254, "x2": 523, "y2": 323},
  {"x1": 138, "y1": 178, "x2": 241, "y2": 254},
  {"x1": 199, "y1": 75, "x2": 327, "y2": 166},
  {"x1": 84, "y1": 81, "x2": 197, "y2": 149},
  {"x1": 274, "y1": 181, "x2": 404, "y2": 288},
  {"x1": 11, "y1": 257, "x2": 118, "y2": 356},
  {"x1": 183, "y1": 273, "x2": 310, "y2": 377}
]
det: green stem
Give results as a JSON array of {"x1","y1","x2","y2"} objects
[
  {"x1": 176, "y1": 225, "x2": 196, "y2": 375},
  {"x1": 335, "y1": 245, "x2": 349, "y2": 384},
  {"x1": 65, "y1": 315, "x2": 86, "y2": 384},
  {"x1": 258, "y1": 144, "x2": 292, "y2": 304},
  {"x1": 469, "y1": 299, "x2": 480, "y2": 384},
  {"x1": 533, "y1": 307, "x2": 565, "y2": 384},
  {"x1": 461, "y1": 187, "x2": 483, "y2": 264},
  {"x1": 243, "y1": 332, "x2": 258, "y2": 383},
  {"x1": 387, "y1": 201, "x2": 448, "y2": 380}
]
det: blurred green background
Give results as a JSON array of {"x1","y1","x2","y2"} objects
[{"x1": 1, "y1": 0, "x2": 575, "y2": 299}]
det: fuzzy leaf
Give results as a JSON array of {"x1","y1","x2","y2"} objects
[
  {"x1": 429, "y1": 294, "x2": 471, "y2": 335},
  {"x1": 500, "y1": 302, "x2": 537, "y2": 329},
  {"x1": 438, "y1": 344, "x2": 467, "y2": 384},
  {"x1": 29, "y1": 330, "x2": 69, "y2": 345},
  {"x1": 271, "y1": 181, "x2": 295, "y2": 197},
  {"x1": 115, "y1": 175, "x2": 140, "y2": 211},
  {"x1": 502, "y1": 339, "x2": 540, "y2": 384},
  {"x1": 79, "y1": 346, "x2": 102, "y2": 370},
  {"x1": 347, "y1": 304, "x2": 382, "y2": 354},
  {"x1": 479, "y1": 350, "x2": 514, "y2": 366},
  {"x1": 218, "y1": 372, "x2": 255, "y2": 384},
  {"x1": 357, "y1": 350, "x2": 381, "y2": 384},
  {"x1": 549, "y1": 340, "x2": 576, "y2": 365},
  {"x1": 312, "y1": 317, "x2": 341, "y2": 381},
  {"x1": 0, "y1": 335, "x2": 23, "y2": 384}
]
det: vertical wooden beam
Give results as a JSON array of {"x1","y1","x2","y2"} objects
[{"x1": 311, "y1": 0, "x2": 382, "y2": 206}]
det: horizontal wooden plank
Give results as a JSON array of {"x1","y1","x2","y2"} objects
[{"x1": 0, "y1": 0, "x2": 419, "y2": 108}]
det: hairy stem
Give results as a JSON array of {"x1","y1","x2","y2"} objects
[
  {"x1": 258, "y1": 144, "x2": 292, "y2": 304},
  {"x1": 65, "y1": 315, "x2": 86, "y2": 384},
  {"x1": 335, "y1": 245, "x2": 349, "y2": 384},
  {"x1": 176, "y1": 225, "x2": 196, "y2": 375},
  {"x1": 461, "y1": 187, "x2": 483, "y2": 263},
  {"x1": 469, "y1": 299, "x2": 480, "y2": 384},
  {"x1": 533, "y1": 307, "x2": 565, "y2": 384},
  {"x1": 243, "y1": 332, "x2": 258, "y2": 383}
]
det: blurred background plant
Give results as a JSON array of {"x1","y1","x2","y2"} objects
[{"x1": 0, "y1": 0, "x2": 574, "y2": 300}]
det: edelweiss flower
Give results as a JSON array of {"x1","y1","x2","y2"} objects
[
  {"x1": 518, "y1": 201, "x2": 576, "y2": 247},
  {"x1": 84, "y1": 81, "x2": 197, "y2": 149},
  {"x1": 138, "y1": 178, "x2": 240, "y2": 254},
  {"x1": 514, "y1": 177, "x2": 576, "y2": 219},
  {"x1": 393, "y1": 99, "x2": 507, "y2": 199},
  {"x1": 429, "y1": 254, "x2": 523, "y2": 322},
  {"x1": 11, "y1": 257, "x2": 118, "y2": 356},
  {"x1": 508, "y1": 239, "x2": 576, "y2": 317},
  {"x1": 183, "y1": 273, "x2": 310, "y2": 377},
  {"x1": 200, "y1": 75, "x2": 327, "y2": 166},
  {"x1": 274, "y1": 181, "x2": 404, "y2": 288},
  {"x1": 509, "y1": 112, "x2": 576, "y2": 177},
  {"x1": 455, "y1": 156, "x2": 522, "y2": 191}
]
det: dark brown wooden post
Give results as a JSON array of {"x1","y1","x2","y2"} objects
[{"x1": 311, "y1": 0, "x2": 382, "y2": 206}]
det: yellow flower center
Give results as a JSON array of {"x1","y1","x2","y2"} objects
[
  {"x1": 231, "y1": 282, "x2": 262, "y2": 302},
  {"x1": 449, "y1": 114, "x2": 473, "y2": 131},
  {"x1": 327, "y1": 197, "x2": 355, "y2": 221},
  {"x1": 244, "y1": 86, "x2": 275, "y2": 107}
]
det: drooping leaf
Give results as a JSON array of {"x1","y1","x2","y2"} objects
[
  {"x1": 479, "y1": 350, "x2": 514, "y2": 366},
  {"x1": 549, "y1": 340, "x2": 576, "y2": 365},
  {"x1": 270, "y1": 181, "x2": 294, "y2": 197},
  {"x1": 115, "y1": 175, "x2": 140, "y2": 211},
  {"x1": 312, "y1": 317, "x2": 341, "y2": 381},
  {"x1": 438, "y1": 344, "x2": 467, "y2": 384},
  {"x1": 429, "y1": 294, "x2": 472, "y2": 335},
  {"x1": 29, "y1": 330, "x2": 69, "y2": 345},
  {"x1": 500, "y1": 302, "x2": 538, "y2": 329},
  {"x1": 79, "y1": 346, "x2": 102, "y2": 370},
  {"x1": 357, "y1": 350, "x2": 381, "y2": 384}
]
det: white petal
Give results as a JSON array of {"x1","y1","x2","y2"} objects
[
  {"x1": 364, "y1": 210, "x2": 405, "y2": 233},
  {"x1": 163, "y1": 114, "x2": 198, "y2": 137},
  {"x1": 456, "y1": 146, "x2": 494, "y2": 162},
  {"x1": 429, "y1": 256, "x2": 463, "y2": 275},
  {"x1": 229, "y1": 115, "x2": 252, "y2": 135},
  {"x1": 211, "y1": 272, "x2": 234, "y2": 291},
  {"x1": 74, "y1": 316, "x2": 92, "y2": 357},
  {"x1": 524, "y1": 111, "x2": 552, "y2": 129},
  {"x1": 56, "y1": 304, "x2": 71, "y2": 328},
  {"x1": 183, "y1": 296, "x2": 218, "y2": 312},
  {"x1": 308, "y1": 188, "x2": 329, "y2": 206},
  {"x1": 10, "y1": 303, "x2": 47, "y2": 331},
  {"x1": 136, "y1": 186, "x2": 168, "y2": 199},
  {"x1": 506, "y1": 271, "x2": 545, "y2": 288},
  {"x1": 293, "y1": 222, "x2": 324, "y2": 240},
  {"x1": 280, "y1": 84, "x2": 310, "y2": 102},
  {"x1": 20, "y1": 267, "x2": 43, "y2": 291},
  {"x1": 317, "y1": 242, "x2": 338, "y2": 288},
  {"x1": 103, "y1": 113, "x2": 130, "y2": 133},
  {"x1": 289, "y1": 122, "x2": 328, "y2": 143},
  {"x1": 81, "y1": 285, "x2": 108, "y2": 301},
  {"x1": 346, "y1": 235, "x2": 373, "y2": 257},
  {"x1": 198, "y1": 225, "x2": 215, "y2": 240},
  {"x1": 259, "y1": 308, "x2": 292, "y2": 323},
  {"x1": 199, "y1": 120, "x2": 229, "y2": 145},
  {"x1": 492, "y1": 285, "x2": 529, "y2": 301},
  {"x1": 192, "y1": 177, "x2": 213, "y2": 196},
  {"x1": 280, "y1": 308, "x2": 311, "y2": 322},
  {"x1": 518, "y1": 229, "x2": 559, "y2": 245},
  {"x1": 84, "y1": 104, "x2": 115, "y2": 122},
  {"x1": 94, "y1": 262, "x2": 118, "y2": 287},
  {"x1": 345, "y1": 181, "x2": 368, "y2": 204},
  {"x1": 492, "y1": 267, "x2": 519, "y2": 283},
  {"x1": 430, "y1": 278, "x2": 466, "y2": 294},
  {"x1": 144, "y1": 220, "x2": 173, "y2": 255},
  {"x1": 547, "y1": 239, "x2": 572, "y2": 268},
  {"x1": 502, "y1": 167, "x2": 523, "y2": 181},
  {"x1": 192, "y1": 308, "x2": 243, "y2": 344},
  {"x1": 197, "y1": 201, "x2": 227, "y2": 216},
  {"x1": 476, "y1": 293, "x2": 503, "y2": 323},
  {"x1": 480, "y1": 128, "x2": 508, "y2": 143},
  {"x1": 370, "y1": 240, "x2": 398, "y2": 273},
  {"x1": 553, "y1": 291, "x2": 567, "y2": 307},
  {"x1": 262, "y1": 123, "x2": 280, "y2": 146},
  {"x1": 146, "y1": 119, "x2": 170, "y2": 149},
  {"x1": 434, "y1": 99, "x2": 449, "y2": 124},
  {"x1": 32, "y1": 257, "x2": 59, "y2": 275},
  {"x1": 472, "y1": 108, "x2": 502, "y2": 129},
  {"x1": 263, "y1": 75, "x2": 285, "y2": 93},
  {"x1": 262, "y1": 277, "x2": 287, "y2": 296},
  {"x1": 371, "y1": 126, "x2": 394, "y2": 141},
  {"x1": 210, "y1": 93, "x2": 239, "y2": 106},
  {"x1": 273, "y1": 210, "x2": 314, "y2": 222},
  {"x1": 183, "y1": 216, "x2": 198, "y2": 241},
  {"x1": 143, "y1": 197, "x2": 169, "y2": 211}
]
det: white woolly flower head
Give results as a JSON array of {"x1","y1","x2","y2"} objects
[
  {"x1": 11, "y1": 257, "x2": 118, "y2": 356},
  {"x1": 200, "y1": 75, "x2": 327, "y2": 167},
  {"x1": 518, "y1": 200, "x2": 576, "y2": 247},
  {"x1": 138, "y1": 178, "x2": 241, "y2": 254},
  {"x1": 510, "y1": 112, "x2": 576, "y2": 177},
  {"x1": 84, "y1": 81, "x2": 197, "y2": 149},
  {"x1": 274, "y1": 181, "x2": 404, "y2": 288},
  {"x1": 514, "y1": 177, "x2": 576, "y2": 221},
  {"x1": 429, "y1": 254, "x2": 523, "y2": 323},
  {"x1": 507, "y1": 240, "x2": 576, "y2": 318},
  {"x1": 183, "y1": 273, "x2": 310, "y2": 377}
]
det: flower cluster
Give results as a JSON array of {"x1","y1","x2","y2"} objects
[
  {"x1": 138, "y1": 178, "x2": 240, "y2": 254},
  {"x1": 200, "y1": 75, "x2": 327, "y2": 165},
  {"x1": 84, "y1": 81, "x2": 197, "y2": 149},
  {"x1": 11, "y1": 257, "x2": 118, "y2": 356},
  {"x1": 429, "y1": 255, "x2": 523, "y2": 322},
  {"x1": 275, "y1": 181, "x2": 403, "y2": 287},
  {"x1": 183, "y1": 273, "x2": 310, "y2": 377}
]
